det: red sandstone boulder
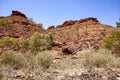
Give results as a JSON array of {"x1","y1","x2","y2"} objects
[
  {"x1": 78, "y1": 17, "x2": 99, "y2": 23},
  {"x1": 62, "y1": 47, "x2": 74, "y2": 54},
  {"x1": 62, "y1": 20, "x2": 75, "y2": 27},
  {"x1": 48, "y1": 25, "x2": 55, "y2": 30},
  {"x1": 10, "y1": 10, "x2": 27, "y2": 18}
]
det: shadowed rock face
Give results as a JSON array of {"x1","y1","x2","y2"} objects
[
  {"x1": 10, "y1": 10, "x2": 27, "y2": 18},
  {"x1": 62, "y1": 20, "x2": 75, "y2": 27},
  {"x1": 78, "y1": 17, "x2": 99, "y2": 23},
  {"x1": 62, "y1": 47, "x2": 74, "y2": 54},
  {"x1": 48, "y1": 26, "x2": 55, "y2": 30}
]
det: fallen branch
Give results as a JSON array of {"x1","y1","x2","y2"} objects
[{"x1": 107, "y1": 68, "x2": 120, "y2": 77}]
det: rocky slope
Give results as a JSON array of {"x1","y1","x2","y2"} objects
[
  {"x1": 0, "y1": 11, "x2": 45, "y2": 37},
  {"x1": 48, "y1": 17, "x2": 114, "y2": 53},
  {"x1": 0, "y1": 10, "x2": 45, "y2": 47},
  {"x1": 0, "y1": 10, "x2": 114, "y2": 53}
]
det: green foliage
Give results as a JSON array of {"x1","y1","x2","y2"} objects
[
  {"x1": 0, "y1": 18, "x2": 13, "y2": 31},
  {"x1": 37, "y1": 23, "x2": 44, "y2": 29},
  {"x1": 0, "y1": 36, "x2": 18, "y2": 48},
  {"x1": 0, "y1": 18, "x2": 12, "y2": 27},
  {"x1": 22, "y1": 32, "x2": 43, "y2": 53},
  {"x1": 103, "y1": 30, "x2": 120, "y2": 54},
  {"x1": 22, "y1": 38, "x2": 30, "y2": 52},
  {"x1": 30, "y1": 32, "x2": 43, "y2": 47},
  {"x1": 116, "y1": 22, "x2": 120, "y2": 28},
  {"x1": 45, "y1": 32, "x2": 53, "y2": 49},
  {"x1": 1, "y1": 51, "x2": 27, "y2": 69},
  {"x1": 34, "y1": 50, "x2": 54, "y2": 69}
]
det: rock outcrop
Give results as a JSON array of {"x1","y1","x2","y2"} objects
[
  {"x1": 0, "y1": 10, "x2": 45, "y2": 53},
  {"x1": 58, "y1": 17, "x2": 100, "y2": 28},
  {"x1": 49, "y1": 17, "x2": 114, "y2": 54},
  {"x1": 48, "y1": 25, "x2": 55, "y2": 30},
  {"x1": 78, "y1": 17, "x2": 99, "y2": 23},
  {"x1": 10, "y1": 10, "x2": 27, "y2": 18},
  {"x1": 62, "y1": 20, "x2": 75, "y2": 27}
]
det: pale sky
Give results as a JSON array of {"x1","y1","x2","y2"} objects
[{"x1": 0, "y1": 0, "x2": 119, "y2": 29}]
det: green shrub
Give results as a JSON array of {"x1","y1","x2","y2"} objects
[
  {"x1": 116, "y1": 21, "x2": 120, "y2": 29},
  {"x1": 0, "y1": 36, "x2": 18, "y2": 48},
  {"x1": 34, "y1": 51, "x2": 54, "y2": 69},
  {"x1": 37, "y1": 23, "x2": 44, "y2": 30},
  {"x1": 0, "y1": 18, "x2": 13, "y2": 31},
  {"x1": 1, "y1": 51, "x2": 27, "y2": 69},
  {"x1": 103, "y1": 30, "x2": 120, "y2": 54},
  {"x1": 45, "y1": 32, "x2": 53, "y2": 49},
  {"x1": 0, "y1": 18, "x2": 12, "y2": 27},
  {"x1": 22, "y1": 32, "x2": 43, "y2": 53},
  {"x1": 22, "y1": 38, "x2": 30, "y2": 52}
]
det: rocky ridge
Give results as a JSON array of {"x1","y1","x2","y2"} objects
[
  {"x1": 0, "y1": 10, "x2": 114, "y2": 53},
  {"x1": 48, "y1": 17, "x2": 114, "y2": 53}
]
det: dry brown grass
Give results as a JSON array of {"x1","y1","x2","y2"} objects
[{"x1": 85, "y1": 48, "x2": 120, "y2": 68}]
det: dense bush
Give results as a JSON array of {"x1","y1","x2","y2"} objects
[
  {"x1": 1, "y1": 51, "x2": 27, "y2": 69},
  {"x1": 22, "y1": 32, "x2": 43, "y2": 53},
  {"x1": 103, "y1": 30, "x2": 120, "y2": 54},
  {"x1": 0, "y1": 36, "x2": 18, "y2": 48}
]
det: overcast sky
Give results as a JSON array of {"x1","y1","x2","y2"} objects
[{"x1": 0, "y1": 0, "x2": 119, "y2": 29}]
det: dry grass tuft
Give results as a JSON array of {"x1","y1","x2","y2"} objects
[
  {"x1": 34, "y1": 50, "x2": 54, "y2": 69},
  {"x1": 1, "y1": 50, "x2": 27, "y2": 69}
]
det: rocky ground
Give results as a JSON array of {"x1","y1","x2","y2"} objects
[{"x1": 0, "y1": 51, "x2": 120, "y2": 80}]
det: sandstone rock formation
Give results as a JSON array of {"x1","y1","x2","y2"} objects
[
  {"x1": 48, "y1": 25, "x2": 55, "y2": 30},
  {"x1": 49, "y1": 17, "x2": 114, "y2": 54},
  {"x1": 0, "y1": 10, "x2": 115, "y2": 54},
  {"x1": 78, "y1": 17, "x2": 99, "y2": 23},
  {"x1": 10, "y1": 10, "x2": 27, "y2": 18},
  {"x1": 62, "y1": 20, "x2": 75, "y2": 27}
]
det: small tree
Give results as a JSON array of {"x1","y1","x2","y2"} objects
[
  {"x1": 116, "y1": 19, "x2": 120, "y2": 29},
  {"x1": 103, "y1": 30, "x2": 120, "y2": 54},
  {"x1": 22, "y1": 32, "x2": 43, "y2": 53}
]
